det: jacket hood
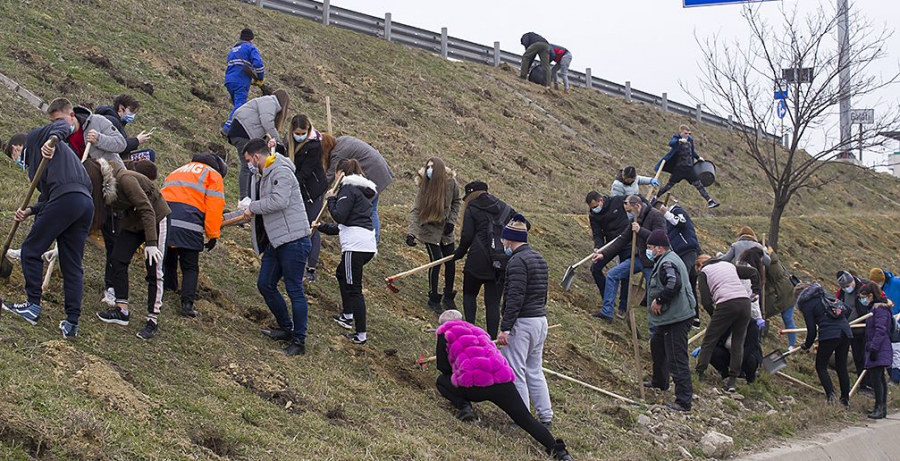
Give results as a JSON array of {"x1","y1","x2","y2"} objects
[
  {"x1": 73, "y1": 106, "x2": 92, "y2": 127},
  {"x1": 192, "y1": 153, "x2": 228, "y2": 178},
  {"x1": 797, "y1": 283, "x2": 826, "y2": 305},
  {"x1": 94, "y1": 105, "x2": 118, "y2": 119},
  {"x1": 467, "y1": 192, "x2": 505, "y2": 214},
  {"x1": 97, "y1": 158, "x2": 118, "y2": 205},
  {"x1": 414, "y1": 166, "x2": 456, "y2": 186},
  {"x1": 262, "y1": 153, "x2": 295, "y2": 176},
  {"x1": 341, "y1": 174, "x2": 377, "y2": 199}
]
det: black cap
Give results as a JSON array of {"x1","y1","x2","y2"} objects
[
  {"x1": 464, "y1": 181, "x2": 488, "y2": 197},
  {"x1": 240, "y1": 28, "x2": 254, "y2": 41}
]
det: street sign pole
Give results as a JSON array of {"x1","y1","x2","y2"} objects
[{"x1": 838, "y1": 0, "x2": 852, "y2": 158}]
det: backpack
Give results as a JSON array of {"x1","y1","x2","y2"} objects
[
  {"x1": 486, "y1": 204, "x2": 514, "y2": 275},
  {"x1": 890, "y1": 315, "x2": 900, "y2": 343},
  {"x1": 527, "y1": 63, "x2": 547, "y2": 86},
  {"x1": 820, "y1": 293, "x2": 848, "y2": 320}
]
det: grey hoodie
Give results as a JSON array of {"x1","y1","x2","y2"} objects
[
  {"x1": 249, "y1": 154, "x2": 310, "y2": 252},
  {"x1": 75, "y1": 107, "x2": 127, "y2": 167}
]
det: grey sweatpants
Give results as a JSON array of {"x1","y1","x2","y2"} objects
[
  {"x1": 501, "y1": 316, "x2": 553, "y2": 422},
  {"x1": 552, "y1": 52, "x2": 572, "y2": 90}
]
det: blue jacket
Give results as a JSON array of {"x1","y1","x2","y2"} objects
[
  {"x1": 882, "y1": 271, "x2": 900, "y2": 315},
  {"x1": 24, "y1": 120, "x2": 92, "y2": 215},
  {"x1": 663, "y1": 204, "x2": 701, "y2": 257},
  {"x1": 655, "y1": 134, "x2": 698, "y2": 173},
  {"x1": 224, "y1": 41, "x2": 265, "y2": 87}
]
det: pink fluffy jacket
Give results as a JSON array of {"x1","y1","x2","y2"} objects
[{"x1": 436, "y1": 320, "x2": 515, "y2": 387}]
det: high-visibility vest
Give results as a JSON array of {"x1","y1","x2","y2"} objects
[{"x1": 161, "y1": 162, "x2": 225, "y2": 250}]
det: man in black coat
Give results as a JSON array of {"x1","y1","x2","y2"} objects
[
  {"x1": 520, "y1": 32, "x2": 551, "y2": 88},
  {"x1": 94, "y1": 94, "x2": 155, "y2": 163},
  {"x1": 585, "y1": 191, "x2": 629, "y2": 319}
]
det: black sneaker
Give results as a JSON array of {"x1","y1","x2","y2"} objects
[
  {"x1": 665, "y1": 401, "x2": 691, "y2": 412},
  {"x1": 692, "y1": 318, "x2": 701, "y2": 329},
  {"x1": 724, "y1": 377, "x2": 737, "y2": 394},
  {"x1": 332, "y1": 314, "x2": 354, "y2": 330},
  {"x1": 261, "y1": 328, "x2": 292, "y2": 341},
  {"x1": 427, "y1": 294, "x2": 444, "y2": 315},
  {"x1": 97, "y1": 308, "x2": 130, "y2": 326},
  {"x1": 643, "y1": 380, "x2": 669, "y2": 391},
  {"x1": 541, "y1": 420, "x2": 553, "y2": 430},
  {"x1": 707, "y1": 199, "x2": 720, "y2": 209},
  {"x1": 455, "y1": 404, "x2": 476, "y2": 422},
  {"x1": 591, "y1": 311, "x2": 614, "y2": 323},
  {"x1": 345, "y1": 333, "x2": 367, "y2": 345},
  {"x1": 285, "y1": 338, "x2": 306, "y2": 356},
  {"x1": 136, "y1": 320, "x2": 158, "y2": 340},
  {"x1": 304, "y1": 268, "x2": 317, "y2": 283},
  {"x1": 180, "y1": 301, "x2": 197, "y2": 318}
]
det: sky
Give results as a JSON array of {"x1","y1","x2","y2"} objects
[{"x1": 335, "y1": 0, "x2": 900, "y2": 170}]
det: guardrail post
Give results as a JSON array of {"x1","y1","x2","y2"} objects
[
  {"x1": 695, "y1": 104, "x2": 702, "y2": 124},
  {"x1": 727, "y1": 115, "x2": 734, "y2": 131},
  {"x1": 585, "y1": 68, "x2": 592, "y2": 89},
  {"x1": 661, "y1": 93, "x2": 668, "y2": 112},
  {"x1": 323, "y1": 0, "x2": 330, "y2": 25},
  {"x1": 384, "y1": 13, "x2": 392, "y2": 41},
  {"x1": 625, "y1": 81, "x2": 632, "y2": 102},
  {"x1": 256, "y1": 0, "x2": 264, "y2": 7},
  {"x1": 441, "y1": 27, "x2": 448, "y2": 58},
  {"x1": 493, "y1": 41, "x2": 501, "y2": 67}
]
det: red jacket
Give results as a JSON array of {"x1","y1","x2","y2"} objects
[{"x1": 551, "y1": 45, "x2": 569, "y2": 63}]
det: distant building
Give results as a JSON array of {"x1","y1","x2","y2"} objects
[{"x1": 879, "y1": 132, "x2": 900, "y2": 178}]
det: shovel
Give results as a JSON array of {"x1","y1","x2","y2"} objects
[
  {"x1": 647, "y1": 159, "x2": 666, "y2": 199},
  {"x1": 561, "y1": 236, "x2": 620, "y2": 292},
  {"x1": 762, "y1": 346, "x2": 802, "y2": 374},
  {"x1": 1, "y1": 136, "x2": 57, "y2": 279},
  {"x1": 386, "y1": 255, "x2": 454, "y2": 293},
  {"x1": 309, "y1": 172, "x2": 344, "y2": 235}
]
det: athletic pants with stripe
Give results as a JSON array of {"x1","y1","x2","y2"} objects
[
  {"x1": 337, "y1": 251, "x2": 374, "y2": 334},
  {"x1": 111, "y1": 216, "x2": 170, "y2": 321}
]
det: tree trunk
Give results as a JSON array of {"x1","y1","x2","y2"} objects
[{"x1": 767, "y1": 202, "x2": 787, "y2": 251}]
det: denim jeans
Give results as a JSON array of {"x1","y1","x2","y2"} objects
[
  {"x1": 781, "y1": 305, "x2": 797, "y2": 348},
  {"x1": 258, "y1": 238, "x2": 311, "y2": 341},
  {"x1": 371, "y1": 195, "x2": 381, "y2": 242},
  {"x1": 601, "y1": 258, "x2": 650, "y2": 318}
]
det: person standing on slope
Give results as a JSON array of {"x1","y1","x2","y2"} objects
[
  {"x1": 652, "y1": 200, "x2": 702, "y2": 327},
  {"x1": 654, "y1": 125, "x2": 719, "y2": 209},
  {"x1": 223, "y1": 28, "x2": 265, "y2": 136},
  {"x1": 858, "y1": 282, "x2": 893, "y2": 419},
  {"x1": 285, "y1": 114, "x2": 326, "y2": 282},
  {"x1": 519, "y1": 32, "x2": 551, "y2": 88},
  {"x1": 836, "y1": 270, "x2": 873, "y2": 393},
  {"x1": 584, "y1": 191, "x2": 629, "y2": 320},
  {"x1": 550, "y1": 44, "x2": 572, "y2": 93},
  {"x1": 796, "y1": 282, "x2": 853, "y2": 406}
]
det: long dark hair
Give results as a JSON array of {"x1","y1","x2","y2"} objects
[
  {"x1": 416, "y1": 157, "x2": 448, "y2": 224},
  {"x1": 286, "y1": 114, "x2": 312, "y2": 162},
  {"x1": 858, "y1": 282, "x2": 887, "y2": 304},
  {"x1": 738, "y1": 247, "x2": 765, "y2": 276}
]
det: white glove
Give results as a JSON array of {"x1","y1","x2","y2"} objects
[
  {"x1": 716, "y1": 252, "x2": 724, "y2": 258},
  {"x1": 238, "y1": 197, "x2": 252, "y2": 210},
  {"x1": 679, "y1": 137, "x2": 689, "y2": 144},
  {"x1": 144, "y1": 246, "x2": 163, "y2": 266},
  {"x1": 42, "y1": 248, "x2": 58, "y2": 262},
  {"x1": 6, "y1": 248, "x2": 21, "y2": 260}
]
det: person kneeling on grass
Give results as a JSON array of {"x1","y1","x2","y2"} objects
[
  {"x1": 315, "y1": 159, "x2": 377, "y2": 345},
  {"x1": 434, "y1": 310, "x2": 573, "y2": 460}
]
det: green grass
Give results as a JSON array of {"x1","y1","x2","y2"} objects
[{"x1": 0, "y1": 0, "x2": 899, "y2": 459}]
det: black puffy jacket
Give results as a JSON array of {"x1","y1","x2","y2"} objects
[
  {"x1": 319, "y1": 174, "x2": 376, "y2": 234},
  {"x1": 455, "y1": 192, "x2": 515, "y2": 281},
  {"x1": 501, "y1": 245, "x2": 548, "y2": 332},
  {"x1": 292, "y1": 137, "x2": 327, "y2": 202}
]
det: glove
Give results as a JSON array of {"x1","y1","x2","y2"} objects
[
  {"x1": 800, "y1": 343, "x2": 811, "y2": 351},
  {"x1": 443, "y1": 223, "x2": 455, "y2": 236},
  {"x1": 252, "y1": 78, "x2": 265, "y2": 87},
  {"x1": 691, "y1": 347, "x2": 702, "y2": 358},
  {"x1": 756, "y1": 318, "x2": 766, "y2": 329},
  {"x1": 238, "y1": 197, "x2": 252, "y2": 210},
  {"x1": 144, "y1": 246, "x2": 163, "y2": 266},
  {"x1": 650, "y1": 178, "x2": 660, "y2": 187},
  {"x1": 406, "y1": 234, "x2": 417, "y2": 247},
  {"x1": 869, "y1": 351, "x2": 878, "y2": 362},
  {"x1": 205, "y1": 238, "x2": 218, "y2": 252},
  {"x1": 42, "y1": 248, "x2": 58, "y2": 262},
  {"x1": 679, "y1": 137, "x2": 689, "y2": 144},
  {"x1": 453, "y1": 250, "x2": 465, "y2": 261}
]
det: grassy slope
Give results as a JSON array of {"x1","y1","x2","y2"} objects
[{"x1": 0, "y1": 0, "x2": 899, "y2": 459}]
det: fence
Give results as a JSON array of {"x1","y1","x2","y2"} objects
[{"x1": 243, "y1": 0, "x2": 772, "y2": 138}]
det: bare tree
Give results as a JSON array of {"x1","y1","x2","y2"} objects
[{"x1": 687, "y1": 4, "x2": 900, "y2": 250}]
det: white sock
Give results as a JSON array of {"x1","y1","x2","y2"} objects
[
  {"x1": 343, "y1": 313, "x2": 354, "y2": 320},
  {"x1": 356, "y1": 332, "x2": 366, "y2": 341}
]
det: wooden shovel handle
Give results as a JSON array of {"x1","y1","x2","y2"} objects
[
  {"x1": 80, "y1": 142, "x2": 93, "y2": 163},
  {"x1": 386, "y1": 255, "x2": 454, "y2": 282},
  {"x1": 2, "y1": 137, "x2": 56, "y2": 257},
  {"x1": 573, "y1": 236, "x2": 621, "y2": 269},
  {"x1": 313, "y1": 172, "x2": 344, "y2": 224}
]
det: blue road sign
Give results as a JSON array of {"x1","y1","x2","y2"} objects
[
  {"x1": 777, "y1": 100, "x2": 787, "y2": 119},
  {"x1": 684, "y1": 0, "x2": 779, "y2": 7}
]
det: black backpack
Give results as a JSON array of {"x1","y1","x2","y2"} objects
[
  {"x1": 486, "y1": 204, "x2": 514, "y2": 275},
  {"x1": 820, "y1": 294, "x2": 848, "y2": 320},
  {"x1": 528, "y1": 63, "x2": 547, "y2": 86}
]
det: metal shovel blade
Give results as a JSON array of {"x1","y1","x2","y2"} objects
[
  {"x1": 763, "y1": 349, "x2": 789, "y2": 374},
  {"x1": 561, "y1": 264, "x2": 578, "y2": 292}
]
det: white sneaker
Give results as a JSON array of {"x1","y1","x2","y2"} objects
[{"x1": 101, "y1": 287, "x2": 116, "y2": 307}]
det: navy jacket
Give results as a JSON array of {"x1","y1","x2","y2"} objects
[
  {"x1": 664, "y1": 204, "x2": 701, "y2": 256},
  {"x1": 798, "y1": 284, "x2": 853, "y2": 349},
  {"x1": 24, "y1": 120, "x2": 92, "y2": 214},
  {"x1": 655, "y1": 134, "x2": 698, "y2": 173}
]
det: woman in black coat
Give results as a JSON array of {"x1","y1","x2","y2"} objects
[
  {"x1": 796, "y1": 282, "x2": 854, "y2": 406},
  {"x1": 286, "y1": 114, "x2": 327, "y2": 281}
]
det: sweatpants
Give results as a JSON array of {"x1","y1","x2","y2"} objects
[
  {"x1": 462, "y1": 272, "x2": 501, "y2": 340},
  {"x1": 426, "y1": 242, "x2": 456, "y2": 296},
  {"x1": 816, "y1": 337, "x2": 851, "y2": 401},
  {"x1": 679, "y1": 250, "x2": 699, "y2": 318},
  {"x1": 223, "y1": 82, "x2": 249, "y2": 133},
  {"x1": 101, "y1": 209, "x2": 121, "y2": 290},
  {"x1": 520, "y1": 43, "x2": 551, "y2": 87},
  {"x1": 657, "y1": 166, "x2": 712, "y2": 202},
  {"x1": 111, "y1": 217, "x2": 170, "y2": 321},
  {"x1": 227, "y1": 122, "x2": 251, "y2": 200},
  {"x1": 650, "y1": 318, "x2": 694, "y2": 408},
  {"x1": 337, "y1": 251, "x2": 374, "y2": 334},
  {"x1": 20, "y1": 192, "x2": 93, "y2": 324},
  {"x1": 501, "y1": 316, "x2": 552, "y2": 422},
  {"x1": 849, "y1": 335, "x2": 870, "y2": 388},
  {"x1": 163, "y1": 247, "x2": 200, "y2": 303},
  {"x1": 304, "y1": 195, "x2": 324, "y2": 270},
  {"x1": 869, "y1": 366, "x2": 888, "y2": 409},
  {"x1": 436, "y1": 375, "x2": 556, "y2": 450},
  {"x1": 695, "y1": 297, "x2": 752, "y2": 378},
  {"x1": 551, "y1": 51, "x2": 572, "y2": 90}
]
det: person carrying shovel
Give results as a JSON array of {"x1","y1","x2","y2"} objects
[{"x1": 2, "y1": 120, "x2": 94, "y2": 339}]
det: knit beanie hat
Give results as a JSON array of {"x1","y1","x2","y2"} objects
[
  {"x1": 240, "y1": 28, "x2": 254, "y2": 41},
  {"x1": 501, "y1": 214, "x2": 529, "y2": 243},
  {"x1": 464, "y1": 181, "x2": 488, "y2": 197},
  {"x1": 738, "y1": 226, "x2": 757, "y2": 241},
  {"x1": 836, "y1": 270, "x2": 854, "y2": 288},
  {"x1": 869, "y1": 268, "x2": 886, "y2": 285},
  {"x1": 647, "y1": 229, "x2": 670, "y2": 247}
]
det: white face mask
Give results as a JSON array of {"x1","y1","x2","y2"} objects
[
  {"x1": 293, "y1": 133, "x2": 307, "y2": 143},
  {"x1": 247, "y1": 158, "x2": 259, "y2": 175}
]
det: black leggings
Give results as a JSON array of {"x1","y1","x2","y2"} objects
[
  {"x1": 337, "y1": 251, "x2": 374, "y2": 334},
  {"x1": 436, "y1": 375, "x2": 555, "y2": 450},
  {"x1": 816, "y1": 337, "x2": 851, "y2": 400},
  {"x1": 462, "y1": 272, "x2": 501, "y2": 339},
  {"x1": 163, "y1": 247, "x2": 200, "y2": 303},
  {"x1": 870, "y1": 366, "x2": 888, "y2": 408},
  {"x1": 426, "y1": 242, "x2": 456, "y2": 295},
  {"x1": 657, "y1": 166, "x2": 711, "y2": 202}
]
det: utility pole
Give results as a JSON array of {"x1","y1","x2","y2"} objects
[{"x1": 837, "y1": 0, "x2": 852, "y2": 159}]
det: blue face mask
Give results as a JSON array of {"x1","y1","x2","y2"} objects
[
  {"x1": 591, "y1": 206, "x2": 603, "y2": 214},
  {"x1": 626, "y1": 212, "x2": 634, "y2": 220},
  {"x1": 69, "y1": 123, "x2": 76, "y2": 134},
  {"x1": 247, "y1": 161, "x2": 258, "y2": 176},
  {"x1": 646, "y1": 249, "x2": 656, "y2": 261},
  {"x1": 860, "y1": 297, "x2": 870, "y2": 307},
  {"x1": 843, "y1": 286, "x2": 854, "y2": 294},
  {"x1": 504, "y1": 247, "x2": 513, "y2": 256},
  {"x1": 426, "y1": 167, "x2": 433, "y2": 179},
  {"x1": 122, "y1": 112, "x2": 136, "y2": 124},
  {"x1": 293, "y1": 133, "x2": 307, "y2": 143}
]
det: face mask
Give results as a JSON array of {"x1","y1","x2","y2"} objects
[
  {"x1": 122, "y1": 112, "x2": 136, "y2": 124},
  {"x1": 591, "y1": 206, "x2": 602, "y2": 214},
  {"x1": 504, "y1": 247, "x2": 513, "y2": 256},
  {"x1": 293, "y1": 133, "x2": 307, "y2": 143},
  {"x1": 426, "y1": 167, "x2": 433, "y2": 179},
  {"x1": 646, "y1": 249, "x2": 656, "y2": 261},
  {"x1": 626, "y1": 212, "x2": 634, "y2": 220},
  {"x1": 843, "y1": 286, "x2": 854, "y2": 294},
  {"x1": 860, "y1": 297, "x2": 870, "y2": 307},
  {"x1": 69, "y1": 123, "x2": 76, "y2": 134},
  {"x1": 247, "y1": 161, "x2": 258, "y2": 175}
]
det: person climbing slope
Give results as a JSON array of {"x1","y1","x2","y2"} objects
[
  {"x1": 654, "y1": 125, "x2": 719, "y2": 209},
  {"x1": 223, "y1": 28, "x2": 265, "y2": 135}
]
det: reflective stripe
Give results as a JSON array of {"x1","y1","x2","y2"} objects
[
  {"x1": 162, "y1": 180, "x2": 226, "y2": 199},
  {"x1": 198, "y1": 168, "x2": 209, "y2": 184},
  {"x1": 171, "y1": 219, "x2": 204, "y2": 233}
]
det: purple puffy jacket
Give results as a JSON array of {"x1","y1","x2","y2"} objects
[
  {"x1": 436, "y1": 320, "x2": 515, "y2": 387},
  {"x1": 865, "y1": 305, "x2": 893, "y2": 369}
]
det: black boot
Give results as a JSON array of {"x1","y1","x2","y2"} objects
[
  {"x1": 180, "y1": 300, "x2": 197, "y2": 318},
  {"x1": 868, "y1": 404, "x2": 886, "y2": 419},
  {"x1": 284, "y1": 337, "x2": 306, "y2": 356},
  {"x1": 262, "y1": 328, "x2": 292, "y2": 341},
  {"x1": 455, "y1": 403, "x2": 476, "y2": 422},
  {"x1": 548, "y1": 439, "x2": 574, "y2": 461},
  {"x1": 428, "y1": 293, "x2": 444, "y2": 315},
  {"x1": 442, "y1": 291, "x2": 458, "y2": 311}
]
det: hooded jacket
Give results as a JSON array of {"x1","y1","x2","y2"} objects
[
  {"x1": 100, "y1": 159, "x2": 170, "y2": 246},
  {"x1": 225, "y1": 40, "x2": 265, "y2": 87},
  {"x1": 550, "y1": 45, "x2": 569, "y2": 63},
  {"x1": 436, "y1": 320, "x2": 515, "y2": 388},
  {"x1": 606, "y1": 203, "x2": 666, "y2": 267},
  {"x1": 837, "y1": 275, "x2": 871, "y2": 323},
  {"x1": 454, "y1": 191, "x2": 516, "y2": 280},
  {"x1": 249, "y1": 154, "x2": 310, "y2": 253},
  {"x1": 797, "y1": 283, "x2": 853, "y2": 348},
  {"x1": 520, "y1": 32, "x2": 549, "y2": 49},
  {"x1": 764, "y1": 252, "x2": 796, "y2": 318},
  {"x1": 655, "y1": 134, "x2": 698, "y2": 173},
  {"x1": 160, "y1": 154, "x2": 227, "y2": 251},
  {"x1": 589, "y1": 195, "x2": 628, "y2": 250},
  {"x1": 722, "y1": 236, "x2": 771, "y2": 268},
  {"x1": 23, "y1": 120, "x2": 93, "y2": 215},
  {"x1": 408, "y1": 167, "x2": 461, "y2": 246},
  {"x1": 319, "y1": 174, "x2": 377, "y2": 253},
  {"x1": 865, "y1": 305, "x2": 893, "y2": 369},
  {"x1": 289, "y1": 130, "x2": 327, "y2": 201},
  {"x1": 698, "y1": 259, "x2": 760, "y2": 316},
  {"x1": 501, "y1": 245, "x2": 549, "y2": 332},
  {"x1": 326, "y1": 136, "x2": 393, "y2": 194},
  {"x1": 662, "y1": 204, "x2": 701, "y2": 257},
  {"x1": 94, "y1": 105, "x2": 140, "y2": 157},
  {"x1": 610, "y1": 171, "x2": 653, "y2": 198},
  {"x1": 233, "y1": 95, "x2": 282, "y2": 142},
  {"x1": 880, "y1": 270, "x2": 900, "y2": 315},
  {"x1": 73, "y1": 107, "x2": 127, "y2": 167}
]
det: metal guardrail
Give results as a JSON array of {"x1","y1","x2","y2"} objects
[{"x1": 246, "y1": 0, "x2": 768, "y2": 137}]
